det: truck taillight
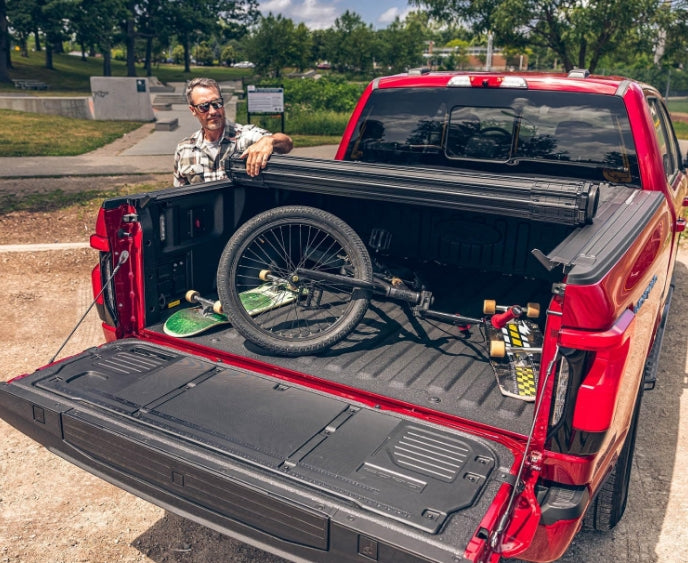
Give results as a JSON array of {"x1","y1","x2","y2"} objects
[
  {"x1": 90, "y1": 209, "x2": 110, "y2": 251},
  {"x1": 550, "y1": 358, "x2": 570, "y2": 427},
  {"x1": 90, "y1": 250, "x2": 118, "y2": 328},
  {"x1": 91, "y1": 264, "x2": 104, "y2": 306}
]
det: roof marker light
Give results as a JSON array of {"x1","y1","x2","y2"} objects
[
  {"x1": 500, "y1": 76, "x2": 528, "y2": 89},
  {"x1": 568, "y1": 68, "x2": 590, "y2": 79},
  {"x1": 447, "y1": 76, "x2": 472, "y2": 87}
]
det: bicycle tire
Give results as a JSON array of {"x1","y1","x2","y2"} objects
[{"x1": 217, "y1": 205, "x2": 373, "y2": 356}]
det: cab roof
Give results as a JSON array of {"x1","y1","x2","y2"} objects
[{"x1": 371, "y1": 70, "x2": 643, "y2": 97}]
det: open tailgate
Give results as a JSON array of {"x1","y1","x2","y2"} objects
[{"x1": 0, "y1": 339, "x2": 518, "y2": 563}]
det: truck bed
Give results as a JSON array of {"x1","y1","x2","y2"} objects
[{"x1": 148, "y1": 265, "x2": 551, "y2": 436}]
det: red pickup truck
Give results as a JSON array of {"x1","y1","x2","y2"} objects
[{"x1": 1, "y1": 69, "x2": 686, "y2": 562}]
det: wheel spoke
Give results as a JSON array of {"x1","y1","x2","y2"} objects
[{"x1": 218, "y1": 206, "x2": 372, "y2": 356}]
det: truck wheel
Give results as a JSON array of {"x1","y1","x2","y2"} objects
[
  {"x1": 583, "y1": 383, "x2": 643, "y2": 531},
  {"x1": 217, "y1": 205, "x2": 373, "y2": 356}
]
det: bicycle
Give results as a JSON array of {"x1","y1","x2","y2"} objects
[{"x1": 216, "y1": 205, "x2": 541, "y2": 361}]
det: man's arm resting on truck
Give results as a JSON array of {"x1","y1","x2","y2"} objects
[{"x1": 242, "y1": 133, "x2": 294, "y2": 177}]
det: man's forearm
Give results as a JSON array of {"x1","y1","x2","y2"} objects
[{"x1": 271, "y1": 133, "x2": 294, "y2": 154}]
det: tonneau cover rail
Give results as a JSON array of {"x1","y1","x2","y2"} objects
[{"x1": 228, "y1": 155, "x2": 601, "y2": 226}]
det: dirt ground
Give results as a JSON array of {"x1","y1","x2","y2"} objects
[{"x1": 1, "y1": 175, "x2": 687, "y2": 562}]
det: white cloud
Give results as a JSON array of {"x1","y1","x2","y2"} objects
[
  {"x1": 261, "y1": 0, "x2": 293, "y2": 13},
  {"x1": 260, "y1": 0, "x2": 339, "y2": 29},
  {"x1": 377, "y1": 6, "x2": 413, "y2": 26},
  {"x1": 293, "y1": 0, "x2": 340, "y2": 29}
]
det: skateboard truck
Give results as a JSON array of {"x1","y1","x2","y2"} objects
[
  {"x1": 483, "y1": 300, "x2": 540, "y2": 328},
  {"x1": 185, "y1": 290, "x2": 223, "y2": 315},
  {"x1": 414, "y1": 297, "x2": 541, "y2": 334},
  {"x1": 481, "y1": 300, "x2": 543, "y2": 358}
]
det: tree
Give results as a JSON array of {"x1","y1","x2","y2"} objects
[
  {"x1": 410, "y1": 0, "x2": 662, "y2": 73},
  {"x1": 124, "y1": 0, "x2": 136, "y2": 76},
  {"x1": 377, "y1": 15, "x2": 426, "y2": 73},
  {"x1": 7, "y1": 0, "x2": 37, "y2": 57},
  {"x1": 38, "y1": 0, "x2": 77, "y2": 69},
  {"x1": 326, "y1": 11, "x2": 376, "y2": 74},
  {"x1": 0, "y1": 0, "x2": 10, "y2": 82},
  {"x1": 193, "y1": 41, "x2": 214, "y2": 65},
  {"x1": 656, "y1": 0, "x2": 688, "y2": 65},
  {"x1": 135, "y1": 0, "x2": 168, "y2": 75},
  {"x1": 75, "y1": 0, "x2": 128, "y2": 75},
  {"x1": 292, "y1": 22, "x2": 313, "y2": 72},
  {"x1": 168, "y1": 0, "x2": 258, "y2": 73},
  {"x1": 245, "y1": 14, "x2": 299, "y2": 77}
]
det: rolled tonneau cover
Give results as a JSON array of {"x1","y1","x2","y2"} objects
[{"x1": 228, "y1": 155, "x2": 601, "y2": 226}]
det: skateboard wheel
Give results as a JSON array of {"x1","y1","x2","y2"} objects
[
  {"x1": 185, "y1": 290, "x2": 200, "y2": 303},
  {"x1": 259, "y1": 269, "x2": 271, "y2": 281},
  {"x1": 526, "y1": 302, "x2": 540, "y2": 318},
  {"x1": 490, "y1": 340, "x2": 506, "y2": 358},
  {"x1": 483, "y1": 299, "x2": 496, "y2": 315},
  {"x1": 212, "y1": 300, "x2": 224, "y2": 314}
]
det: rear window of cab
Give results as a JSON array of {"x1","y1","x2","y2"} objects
[{"x1": 343, "y1": 87, "x2": 640, "y2": 186}]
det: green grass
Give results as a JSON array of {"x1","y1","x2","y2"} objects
[
  {"x1": 291, "y1": 135, "x2": 342, "y2": 147},
  {"x1": 673, "y1": 120, "x2": 688, "y2": 140},
  {"x1": 0, "y1": 51, "x2": 252, "y2": 94},
  {"x1": 0, "y1": 109, "x2": 143, "y2": 156},
  {"x1": 0, "y1": 180, "x2": 167, "y2": 214},
  {"x1": 668, "y1": 98, "x2": 688, "y2": 114}
]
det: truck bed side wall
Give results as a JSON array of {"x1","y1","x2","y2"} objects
[{"x1": 135, "y1": 183, "x2": 573, "y2": 327}]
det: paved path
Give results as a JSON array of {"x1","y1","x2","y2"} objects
[{"x1": 0, "y1": 242, "x2": 91, "y2": 253}]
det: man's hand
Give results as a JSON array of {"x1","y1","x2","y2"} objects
[
  {"x1": 241, "y1": 135, "x2": 275, "y2": 177},
  {"x1": 240, "y1": 133, "x2": 293, "y2": 177}
]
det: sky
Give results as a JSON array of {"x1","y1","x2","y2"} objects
[{"x1": 258, "y1": 0, "x2": 415, "y2": 30}]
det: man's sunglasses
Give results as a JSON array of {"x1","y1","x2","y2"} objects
[{"x1": 192, "y1": 98, "x2": 224, "y2": 113}]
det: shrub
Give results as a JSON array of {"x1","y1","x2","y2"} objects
[
  {"x1": 193, "y1": 43, "x2": 215, "y2": 66},
  {"x1": 282, "y1": 76, "x2": 365, "y2": 113},
  {"x1": 285, "y1": 109, "x2": 350, "y2": 136},
  {"x1": 235, "y1": 101, "x2": 350, "y2": 136}
]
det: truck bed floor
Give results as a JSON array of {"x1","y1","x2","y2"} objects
[{"x1": 149, "y1": 270, "x2": 548, "y2": 436}]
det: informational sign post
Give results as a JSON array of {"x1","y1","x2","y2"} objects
[{"x1": 246, "y1": 85, "x2": 285, "y2": 132}]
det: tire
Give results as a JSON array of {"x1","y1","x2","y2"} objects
[
  {"x1": 583, "y1": 382, "x2": 644, "y2": 531},
  {"x1": 217, "y1": 205, "x2": 373, "y2": 356}
]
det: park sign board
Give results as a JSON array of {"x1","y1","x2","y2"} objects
[
  {"x1": 246, "y1": 85, "x2": 284, "y2": 113},
  {"x1": 246, "y1": 85, "x2": 285, "y2": 132}
]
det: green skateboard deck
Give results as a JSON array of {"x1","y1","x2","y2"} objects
[
  {"x1": 486, "y1": 318, "x2": 542, "y2": 402},
  {"x1": 163, "y1": 307, "x2": 230, "y2": 337},
  {"x1": 238, "y1": 282, "x2": 298, "y2": 315},
  {"x1": 163, "y1": 284, "x2": 297, "y2": 338}
]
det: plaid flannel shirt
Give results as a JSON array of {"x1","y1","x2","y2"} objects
[{"x1": 173, "y1": 120, "x2": 270, "y2": 186}]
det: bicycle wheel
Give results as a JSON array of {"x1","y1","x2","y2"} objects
[{"x1": 217, "y1": 205, "x2": 373, "y2": 356}]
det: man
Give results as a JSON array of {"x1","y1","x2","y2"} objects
[{"x1": 174, "y1": 77, "x2": 293, "y2": 186}]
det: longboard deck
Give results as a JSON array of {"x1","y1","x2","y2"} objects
[
  {"x1": 486, "y1": 318, "x2": 542, "y2": 402},
  {"x1": 164, "y1": 283, "x2": 297, "y2": 338}
]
